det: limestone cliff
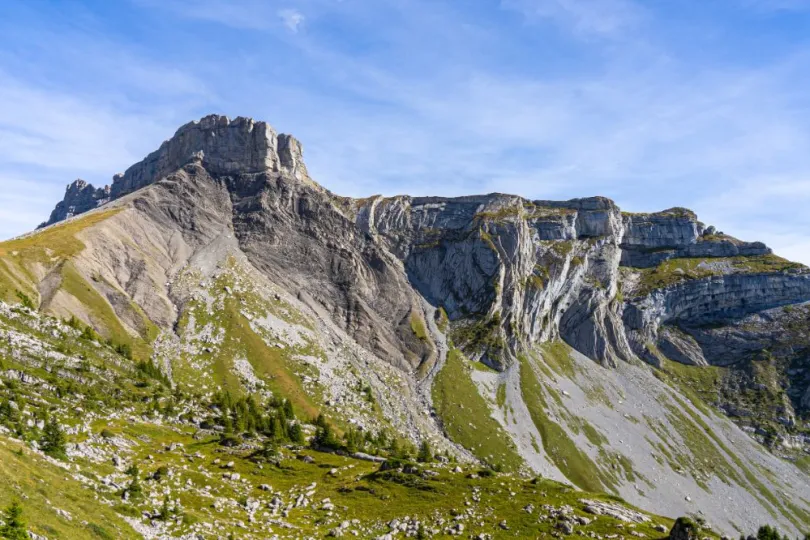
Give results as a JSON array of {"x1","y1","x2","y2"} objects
[{"x1": 28, "y1": 114, "x2": 810, "y2": 535}]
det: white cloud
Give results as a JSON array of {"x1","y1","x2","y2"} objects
[
  {"x1": 279, "y1": 9, "x2": 305, "y2": 32},
  {"x1": 501, "y1": 0, "x2": 643, "y2": 38}
]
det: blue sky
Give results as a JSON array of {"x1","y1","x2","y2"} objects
[{"x1": 2, "y1": 1, "x2": 810, "y2": 261}]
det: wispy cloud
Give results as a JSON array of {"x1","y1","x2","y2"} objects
[
  {"x1": 279, "y1": 9, "x2": 305, "y2": 32},
  {"x1": 0, "y1": 5, "x2": 216, "y2": 239},
  {"x1": 501, "y1": 0, "x2": 644, "y2": 38}
]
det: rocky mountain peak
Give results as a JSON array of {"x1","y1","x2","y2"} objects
[
  {"x1": 39, "y1": 179, "x2": 111, "y2": 228},
  {"x1": 41, "y1": 114, "x2": 309, "y2": 227}
]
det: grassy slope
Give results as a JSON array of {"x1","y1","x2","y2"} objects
[
  {"x1": 0, "y1": 209, "x2": 123, "y2": 303},
  {"x1": 0, "y1": 208, "x2": 156, "y2": 362},
  {"x1": 519, "y1": 348, "x2": 607, "y2": 493},
  {"x1": 652, "y1": 365, "x2": 810, "y2": 530},
  {"x1": 171, "y1": 260, "x2": 321, "y2": 419},
  {"x1": 0, "y1": 439, "x2": 139, "y2": 539},
  {"x1": 431, "y1": 348, "x2": 524, "y2": 472},
  {"x1": 0, "y1": 301, "x2": 689, "y2": 539}
]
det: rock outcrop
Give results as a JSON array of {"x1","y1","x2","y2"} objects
[
  {"x1": 40, "y1": 179, "x2": 110, "y2": 228},
  {"x1": 42, "y1": 115, "x2": 309, "y2": 228}
]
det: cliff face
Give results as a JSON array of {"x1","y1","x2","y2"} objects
[
  {"x1": 40, "y1": 115, "x2": 309, "y2": 228},
  {"x1": 40, "y1": 115, "x2": 810, "y2": 378},
  {"x1": 25, "y1": 115, "x2": 810, "y2": 535}
]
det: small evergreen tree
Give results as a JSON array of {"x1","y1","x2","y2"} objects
[
  {"x1": 312, "y1": 417, "x2": 340, "y2": 450},
  {"x1": 80, "y1": 325, "x2": 97, "y2": 341},
  {"x1": 124, "y1": 465, "x2": 143, "y2": 500},
  {"x1": 283, "y1": 399, "x2": 295, "y2": 420},
  {"x1": 344, "y1": 427, "x2": 363, "y2": 453},
  {"x1": 158, "y1": 496, "x2": 172, "y2": 521},
  {"x1": 269, "y1": 416, "x2": 284, "y2": 442},
  {"x1": 67, "y1": 315, "x2": 82, "y2": 329},
  {"x1": 0, "y1": 399, "x2": 18, "y2": 424},
  {"x1": 756, "y1": 525, "x2": 788, "y2": 540},
  {"x1": 1, "y1": 500, "x2": 27, "y2": 540},
  {"x1": 40, "y1": 417, "x2": 67, "y2": 460},
  {"x1": 288, "y1": 422, "x2": 304, "y2": 444},
  {"x1": 417, "y1": 440, "x2": 433, "y2": 463}
]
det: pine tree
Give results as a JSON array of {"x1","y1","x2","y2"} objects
[
  {"x1": 283, "y1": 399, "x2": 295, "y2": 420},
  {"x1": 289, "y1": 422, "x2": 304, "y2": 444},
  {"x1": 40, "y1": 417, "x2": 67, "y2": 459},
  {"x1": 417, "y1": 440, "x2": 433, "y2": 463},
  {"x1": 125, "y1": 465, "x2": 143, "y2": 500},
  {"x1": 158, "y1": 496, "x2": 171, "y2": 521},
  {"x1": 0, "y1": 399, "x2": 18, "y2": 424},
  {"x1": 313, "y1": 420, "x2": 340, "y2": 450},
  {"x1": 80, "y1": 325, "x2": 97, "y2": 341},
  {"x1": 1, "y1": 500, "x2": 27, "y2": 540},
  {"x1": 269, "y1": 416, "x2": 284, "y2": 442}
]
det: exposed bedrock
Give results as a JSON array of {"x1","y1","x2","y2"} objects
[
  {"x1": 40, "y1": 179, "x2": 111, "y2": 228},
  {"x1": 38, "y1": 114, "x2": 810, "y2": 377},
  {"x1": 42, "y1": 115, "x2": 307, "y2": 228},
  {"x1": 620, "y1": 209, "x2": 770, "y2": 268},
  {"x1": 624, "y1": 272, "x2": 810, "y2": 366}
]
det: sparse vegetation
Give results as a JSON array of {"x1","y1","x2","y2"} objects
[
  {"x1": 519, "y1": 356, "x2": 606, "y2": 493},
  {"x1": 633, "y1": 254, "x2": 805, "y2": 296},
  {"x1": 432, "y1": 348, "x2": 523, "y2": 472}
]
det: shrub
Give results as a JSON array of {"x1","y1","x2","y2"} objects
[
  {"x1": 15, "y1": 290, "x2": 35, "y2": 310},
  {"x1": 669, "y1": 517, "x2": 700, "y2": 540},
  {"x1": 115, "y1": 343, "x2": 133, "y2": 360},
  {"x1": 80, "y1": 326, "x2": 98, "y2": 341},
  {"x1": 153, "y1": 466, "x2": 170, "y2": 482},
  {"x1": 755, "y1": 525, "x2": 789, "y2": 540}
]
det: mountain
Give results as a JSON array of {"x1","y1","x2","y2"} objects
[{"x1": 1, "y1": 114, "x2": 809, "y2": 539}]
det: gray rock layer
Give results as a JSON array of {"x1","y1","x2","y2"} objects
[{"x1": 40, "y1": 115, "x2": 810, "y2": 377}]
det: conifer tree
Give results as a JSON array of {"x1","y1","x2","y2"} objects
[
  {"x1": 40, "y1": 417, "x2": 67, "y2": 460},
  {"x1": 1, "y1": 500, "x2": 27, "y2": 540},
  {"x1": 417, "y1": 440, "x2": 433, "y2": 463}
]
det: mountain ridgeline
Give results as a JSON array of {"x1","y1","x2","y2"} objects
[{"x1": 2, "y1": 114, "x2": 810, "y2": 538}]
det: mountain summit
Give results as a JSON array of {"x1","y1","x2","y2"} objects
[
  {"x1": 3, "y1": 115, "x2": 810, "y2": 537},
  {"x1": 41, "y1": 115, "x2": 310, "y2": 228}
]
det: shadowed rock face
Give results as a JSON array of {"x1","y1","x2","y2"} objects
[
  {"x1": 40, "y1": 179, "x2": 111, "y2": 228},
  {"x1": 40, "y1": 115, "x2": 810, "y2": 375}
]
